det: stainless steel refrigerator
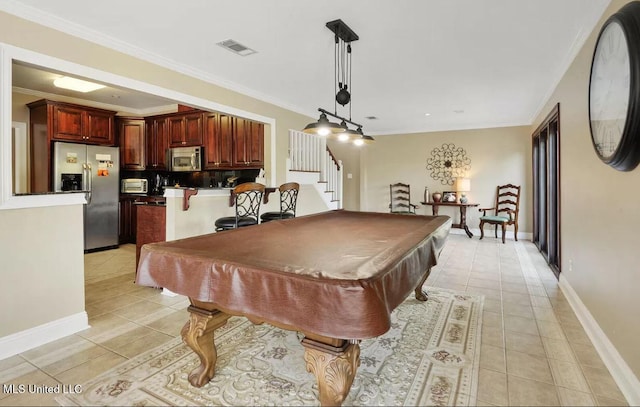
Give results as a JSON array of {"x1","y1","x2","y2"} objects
[{"x1": 53, "y1": 142, "x2": 120, "y2": 251}]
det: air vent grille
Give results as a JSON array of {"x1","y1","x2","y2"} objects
[{"x1": 217, "y1": 39, "x2": 257, "y2": 56}]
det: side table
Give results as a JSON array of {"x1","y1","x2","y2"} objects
[{"x1": 421, "y1": 201, "x2": 479, "y2": 238}]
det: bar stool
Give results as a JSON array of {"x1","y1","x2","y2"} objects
[
  {"x1": 260, "y1": 182, "x2": 300, "y2": 223},
  {"x1": 215, "y1": 182, "x2": 265, "y2": 232}
]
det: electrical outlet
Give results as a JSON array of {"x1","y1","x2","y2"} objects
[{"x1": 569, "y1": 259, "x2": 573, "y2": 272}]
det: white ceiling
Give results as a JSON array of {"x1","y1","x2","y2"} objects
[{"x1": 0, "y1": 0, "x2": 609, "y2": 135}]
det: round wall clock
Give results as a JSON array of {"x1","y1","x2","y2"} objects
[{"x1": 588, "y1": 1, "x2": 640, "y2": 171}]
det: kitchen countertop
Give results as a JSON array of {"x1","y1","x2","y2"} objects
[
  {"x1": 133, "y1": 201, "x2": 166, "y2": 206},
  {"x1": 14, "y1": 190, "x2": 88, "y2": 196}
]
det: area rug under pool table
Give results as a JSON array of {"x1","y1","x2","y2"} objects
[{"x1": 57, "y1": 287, "x2": 483, "y2": 406}]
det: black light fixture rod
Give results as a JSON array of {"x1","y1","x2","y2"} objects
[{"x1": 318, "y1": 108, "x2": 363, "y2": 129}]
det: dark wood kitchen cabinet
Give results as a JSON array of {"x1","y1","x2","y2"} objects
[
  {"x1": 145, "y1": 116, "x2": 169, "y2": 170},
  {"x1": 120, "y1": 195, "x2": 166, "y2": 245},
  {"x1": 119, "y1": 195, "x2": 137, "y2": 244},
  {"x1": 168, "y1": 112, "x2": 203, "y2": 147},
  {"x1": 118, "y1": 118, "x2": 145, "y2": 170},
  {"x1": 84, "y1": 109, "x2": 116, "y2": 145},
  {"x1": 203, "y1": 112, "x2": 234, "y2": 169},
  {"x1": 27, "y1": 99, "x2": 116, "y2": 145},
  {"x1": 232, "y1": 117, "x2": 264, "y2": 168}
]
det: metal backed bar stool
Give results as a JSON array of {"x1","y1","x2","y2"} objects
[
  {"x1": 260, "y1": 182, "x2": 300, "y2": 223},
  {"x1": 215, "y1": 182, "x2": 265, "y2": 232}
]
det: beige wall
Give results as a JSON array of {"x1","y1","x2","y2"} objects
[
  {"x1": 0, "y1": 205, "x2": 85, "y2": 336},
  {"x1": 531, "y1": 0, "x2": 640, "y2": 381},
  {"x1": 359, "y1": 126, "x2": 531, "y2": 234},
  {"x1": 327, "y1": 139, "x2": 362, "y2": 210}
]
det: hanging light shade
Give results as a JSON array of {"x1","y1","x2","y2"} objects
[
  {"x1": 352, "y1": 127, "x2": 375, "y2": 146},
  {"x1": 303, "y1": 112, "x2": 344, "y2": 136},
  {"x1": 334, "y1": 126, "x2": 360, "y2": 143},
  {"x1": 361, "y1": 135, "x2": 376, "y2": 144}
]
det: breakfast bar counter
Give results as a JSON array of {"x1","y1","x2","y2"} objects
[{"x1": 162, "y1": 187, "x2": 282, "y2": 241}]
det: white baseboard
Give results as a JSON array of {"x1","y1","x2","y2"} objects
[
  {"x1": 0, "y1": 312, "x2": 89, "y2": 361},
  {"x1": 450, "y1": 227, "x2": 532, "y2": 241},
  {"x1": 559, "y1": 275, "x2": 640, "y2": 405}
]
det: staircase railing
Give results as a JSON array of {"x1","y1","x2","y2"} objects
[{"x1": 289, "y1": 129, "x2": 343, "y2": 208}]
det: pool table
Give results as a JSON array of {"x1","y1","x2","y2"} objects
[{"x1": 136, "y1": 210, "x2": 451, "y2": 406}]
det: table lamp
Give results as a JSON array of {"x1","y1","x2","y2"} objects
[{"x1": 454, "y1": 177, "x2": 471, "y2": 203}]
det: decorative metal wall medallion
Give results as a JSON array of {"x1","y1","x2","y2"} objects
[{"x1": 426, "y1": 143, "x2": 471, "y2": 185}]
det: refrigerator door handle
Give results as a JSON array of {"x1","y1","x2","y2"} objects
[
  {"x1": 86, "y1": 163, "x2": 93, "y2": 205},
  {"x1": 82, "y1": 163, "x2": 88, "y2": 190}
]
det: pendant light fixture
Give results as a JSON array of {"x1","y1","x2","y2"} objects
[{"x1": 302, "y1": 19, "x2": 374, "y2": 146}]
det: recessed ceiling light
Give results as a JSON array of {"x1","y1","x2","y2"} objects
[
  {"x1": 425, "y1": 113, "x2": 431, "y2": 116},
  {"x1": 453, "y1": 109, "x2": 465, "y2": 114},
  {"x1": 53, "y1": 76, "x2": 105, "y2": 93},
  {"x1": 217, "y1": 39, "x2": 257, "y2": 56}
]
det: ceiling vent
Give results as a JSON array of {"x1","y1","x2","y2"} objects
[{"x1": 217, "y1": 39, "x2": 257, "y2": 56}]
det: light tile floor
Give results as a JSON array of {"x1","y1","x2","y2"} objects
[{"x1": 0, "y1": 236, "x2": 630, "y2": 406}]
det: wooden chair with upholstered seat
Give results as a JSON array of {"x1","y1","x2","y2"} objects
[
  {"x1": 389, "y1": 182, "x2": 417, "y2": 214},
  {"x1": 260, "y1": 182, "x2": 300, "y2": 223},
  {"x1": 215, "y1": 182, "x2": 265, "y2": 232},
  {"x1": 478, "y1": 183, "x2": 521, "y2": 243}
]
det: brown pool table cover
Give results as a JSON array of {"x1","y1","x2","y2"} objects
[{"x1": 136, "y1": 210, "x2": 452, "y2": 339}]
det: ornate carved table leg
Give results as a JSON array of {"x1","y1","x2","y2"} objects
[
  {"x1": 414, "y1": 266, "x2": 432, "y2": 301},
  {"x1": 181, "y1": 302, "x2": 231, "y2": 387},
  {"x1": 301, "y1": 336, "x2": 361, "y2": 406}
]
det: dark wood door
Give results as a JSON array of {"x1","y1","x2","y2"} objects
[
  {"x1": 145, "y1": 117, "x2": 169, "y2": 170},
  {"x1": 85, "y1": 110, "x2": 115, "y2": 145},
  {"x1": 168, "y1": 113, "x2": 203, "y2": 147},
  {"x1": 118, "y1": 118, "x2": 145, "y2": 170},
  {"x1": 532, "y1": 103, "x2": 560, "y2": 277},
  {"x1": 183, "y1": 113, "x2": 203, "y2": 146},
  {"x1": 52, "y1": 105, "x2": 84, "y2": 141},
  {"x1": 203, "y1": 113, "x2": 234, "y2": 169},
  {"x1": 218, "y1": 114, "x2": 234, "y2": 168},
  {"x1": 232, "y1": 117, "x2": 249, "y2": 166},
  {"x1": 248, "y1": 121, "x2": 264, "y2": 167},
  {"x1": 119, "y1": 196, "x2": 137, "y2": 244},
  {"x1": 168, "y1": 116, "x2": 185, "y2": 147},
  {"x1": 232, "y1": 118, "x2": 263, "y2": 168}
]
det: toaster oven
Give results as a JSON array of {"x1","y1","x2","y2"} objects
[{"x1": 121, "y1": 178, "x2": 148, "y2": 194}]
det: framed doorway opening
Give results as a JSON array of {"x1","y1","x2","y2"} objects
[{"x1": 532, "y1": 103, "x2": 560, "y2": 278}]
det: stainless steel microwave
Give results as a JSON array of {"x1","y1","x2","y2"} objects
[{"x1": 170, "y1": 146, "x2": 202, "y2": 172}]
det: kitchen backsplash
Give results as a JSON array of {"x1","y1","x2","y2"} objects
[{"x1": 120, "y1": 169, "x2": 260, "y2": 195}]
